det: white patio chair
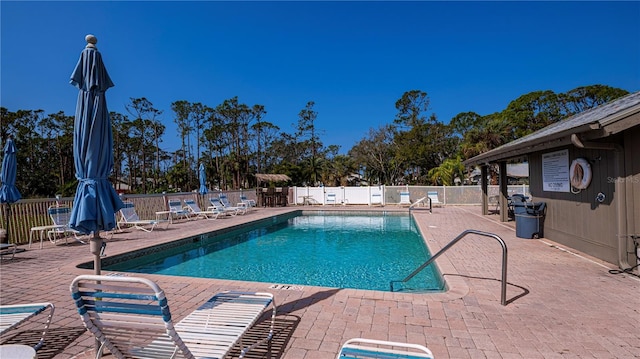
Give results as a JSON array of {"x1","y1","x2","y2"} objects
[
  {"x1": 208, "y1": 197, "x2": 239, "y2": 216},
  {"x1": 70, "y1": 275, "x2": 275, "y2": 359},
  {"x1": 47, "y1": 206, "x2": 86, "y2": 245},
  {"x1": 370, "y1": 193, "x2": 383, "y2": 207},
  {"x1": 0, "y1": 302, "x2": 55, "y2": 351},
  {"x1": 219, "y1": 193, "x2": 247, "y2": 215},
  {"x1": 184, "y1": 199, "x2": 220, "y2": 220},
  {"x1": 167, "y1": 199, "x2": 193, "y2": 221},
  {"x1": 337, "y1": 338, "x2": 434, "y2": 359},
  {"x1": 399, "y1": 191, "x2": 411, "y2": 207},
  {"x1": 117, "y1": 201, "x2": 168, "y2": 232},
  {"x1": 0, "y1": 243, "x2": 17, "y2": 259},
  {"x1": 239, "y1": 194, "x2": 256, "y2": 208},
  {"x1": 427, "y1": 191, "x2": 443, "y2": 207}
]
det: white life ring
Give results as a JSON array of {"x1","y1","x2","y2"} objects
[{"x1": 570, "y1": 158, "x2": 592, "y2": 190}]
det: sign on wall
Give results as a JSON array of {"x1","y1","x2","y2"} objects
[{"x1": 542, "y1": 149, "x2": 570, "y2": 192}]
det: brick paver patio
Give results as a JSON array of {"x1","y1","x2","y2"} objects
[{"x1": 1, "y1": 205, "x2": 638, "y2": 358}]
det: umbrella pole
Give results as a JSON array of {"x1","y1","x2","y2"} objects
[
  {"x1": 90, "y1": 230, "x2": 103, "y2": 353},
  {"x1": 3, "y1": 204, "x2": 10, "y2": 245},
  {"x1": 90, "y1": 231, "x2": 102, "y2": 275},
  {"x1": 69, "y1": 230, "x2": 107, "y2": 353}
]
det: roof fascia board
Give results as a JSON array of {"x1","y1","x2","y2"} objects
[{"x1": 600, "y1": 111, "x2": 640, "y2": 136}]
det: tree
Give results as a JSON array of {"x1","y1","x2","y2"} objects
[
  {"x1": 393, "y1": 90, "x2": 430, "y2": 129},
  {"x1": 295, "y1": 101, "x2": 323, "y2": 185},
  {"x1": 250, "y1": 104, "x2": 269, "y2": 174},
  {"x1": 171, "y1": 100, "x2": 192, "y2": 167},
  {"x1": 428, "y1": 156, "x2": 465, "y2": 186},
  {"x1": 392, "y1": 91, "x2": 458, "y2": 183},
  {"x1": 449, "y1": 111, "x2": 484, "y2": 139},
  {"x1": 501, "y1": 90, "x2": 562, "y2": 140},
  {"x1": 38, "y1": 111, "x2": 74, "y2": 193},
  {"x1": 322, "y1": 153, "x2": 357, "y2": 186},
  {"x1": 126, "y1": 97, "x2": 163, "y2": 193},
  {"x1": 350, "y1": 125, "x2": 403, "y2": 185},
  {"x1": 458, "y1": 112, "x2": 508, "y2": 160},
  {"x1": 560, "y1": 85, "x2": 629, "y2": 115},
  {"x1": 212, "y1": 97, "x2": 254, "y2": 189}
]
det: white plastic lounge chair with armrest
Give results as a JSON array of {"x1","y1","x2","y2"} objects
[
  {"x1": 70, "y1": 274, "x2": 275, "y2": 359},
  {"x1": 209, "y1": 197, "x2": 239, "y2": 217},
  {"x1": 168, "y1": 199, "x2": 193, "y2": 221},
  {"x1": 117, "y1": 201, "x2": 168, "y2": 232},
  {"x1": 399, "y1": 191, "x2": 411, "y2": 207},
  {"x1": 0, "y1": 243, "x2": 17, "y2": 259},
  {"x1": 337, "y1": 338, "x2": 434, "y2": 359},
  {"x1": 0, "y1": 302, "x2": 55, "y2": 351},
  {"x1": 239, "y1": 194, "x2": 256, "y2": 208},
  {"x1": 370, "y1": 193, "x2": 383, "y2": 207},
  {"x1": 47, "y1": 206, "x2": 86, "y2": 245},
  {"x1": 427, "y1": 191, "x2": 443, "y2": 207},
  {"x1": 219, "y1": 193, "x2": 247, "y2": 215},
  {"x1": 183, "y1": 199, "x2": 220, "y2": 220},
  {"x1": 326, "y1": 193, "x2": 337, "y2": 206}
]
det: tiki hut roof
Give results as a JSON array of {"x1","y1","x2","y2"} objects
[{"x1": 254, "y1": 173, "x2": 291, "y2": 182}]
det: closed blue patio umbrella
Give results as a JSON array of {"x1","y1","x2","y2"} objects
[
  {"x1": 199, "y1": 162, "x2": 207, "y2": 208},
  {"x1": 0, "y1": 136, "x2": 21, "y2": 245},
  {"x1": 69, "y1": 34, "x2": 123, "y2": 274},
  {"x1": 199, "y1": 163, "x2": 208, "y2": 195}
]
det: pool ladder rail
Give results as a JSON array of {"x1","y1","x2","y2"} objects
[
  {"x1": 390, "y1": 229, "x2": 508, "y2": 306},
  {"x1": 409, "y1": 196, "x2": 432, "y2": 213}
]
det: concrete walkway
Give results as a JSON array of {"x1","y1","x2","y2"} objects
[{"x1": 1, "y1": 205, "x2": 638, "y2": 358}]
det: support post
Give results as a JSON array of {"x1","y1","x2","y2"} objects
[
  {"x1": 499, "y1": 162, "x2": 508, "y2": 222},
  {"x1": 481, "y1": 165, "x2": 488, "y2": 215}
]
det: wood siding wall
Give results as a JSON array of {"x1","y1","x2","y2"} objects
[{"x1": 528, "y1": 128, "x2": 639, "y2": 265}]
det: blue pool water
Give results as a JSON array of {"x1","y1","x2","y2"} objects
[{"x1": 105, "y1": 212, "x2": 444, "y2": 292}]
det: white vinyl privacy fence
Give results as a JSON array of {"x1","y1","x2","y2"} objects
[{"x1": 291, "y1": 185, "x2": 530, "y2": 206}]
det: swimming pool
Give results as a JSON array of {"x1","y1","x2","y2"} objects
[{"x1": 103, "y1": 211, "x2": 445, "y2": 292}]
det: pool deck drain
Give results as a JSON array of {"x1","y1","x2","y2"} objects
[{"x1": 1, "y1": 205, "x2": 638, "y2": 358}]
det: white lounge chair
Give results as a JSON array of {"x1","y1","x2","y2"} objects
[
  {"x1": 168, "y1": 199, "x2": 193, "y2": 221},
  {"x1": 219, "y1": 194, "x2": 247, "y2": 215},
  {"x1": 184, "y1": 199, "x2": 220, "y2": 220},
  {"x1": 370, "y1": 193, "x2": 383, "y2": 207},
  {"x1": 427, "y1": 191, "x2": 443, "y2": 207},
  {"x1": 326, "y1": 193, "x2": 337, "y2": 206},
  {"x1": 209, "y1": 197, "x2": 239, "y2": 216},
  {"x1": 47, "y1": 206, "x2": 86, "y2": 244},
  {"x1": 117, "y1": 201, "x2": 167, "y2": 232},
  {"x1": 70, "y1": 275, "x2": 275, "y2": 359},
  {"x1": 399, "y1": 191, "x2": 411, "y2": 207},
  {"x1": 0, "y1": 243, "x2": 17, "y2": 259},
  {"x1": 239, "y1": 194, "x2": 256, "y2": 208},
  {"x1": 0, "y1": 302, "x2": 55, "y2": 351},
  {"x1": 337, "y1": 338, "x2": 434, "y2": 359}
]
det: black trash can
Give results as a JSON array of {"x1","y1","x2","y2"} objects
[
  {"x1": 515, "y1": 202, "x2": 546, "y2": 239},
  {"x1": 508, "y1": 194, "x2": 529, "y2": 220}
]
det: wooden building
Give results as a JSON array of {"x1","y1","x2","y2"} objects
[{"x1": 465, "y1": 92, "x2": 640, "y2": 270}]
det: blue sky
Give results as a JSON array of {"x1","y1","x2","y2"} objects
[{"x1": 2, "y1": 1, "x2": 639, "y2": 155}]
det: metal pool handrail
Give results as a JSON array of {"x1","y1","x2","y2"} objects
[
  {"x1": 390, "y1": 229, "x2": 508, "y2": 306},
  {"x1": 409, "y1": 196, "x2": 432, "y2": 213}
]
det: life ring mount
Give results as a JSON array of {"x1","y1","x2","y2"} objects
[{"x1": 570, "y1": 158, "x2": 592, "y2": 190}]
